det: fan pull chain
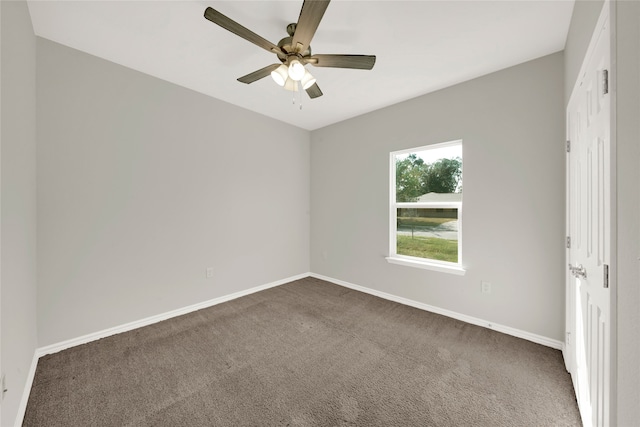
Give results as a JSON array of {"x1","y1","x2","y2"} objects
[
  {"x1": 288, "y1": 81, "x2": 303, "y2": 110},
  {"x1": 299, "y1": 84, "x2": 303, "y2": 110},
  {"x1": 290, "y1": 82, "x2": 303, "y2": 110}
]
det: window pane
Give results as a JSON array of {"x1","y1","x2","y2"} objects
[
  {"x1": 396, "y1": 208, "x2": 458, "y2": 263},
  {"x1": 394, "y1": 145, "x2": 462, "y2": 203}
]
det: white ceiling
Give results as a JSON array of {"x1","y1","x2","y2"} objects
[{"x1": 27, "y1": 0, "x2": 575, "y2": 130}]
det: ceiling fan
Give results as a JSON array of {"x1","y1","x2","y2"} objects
[{"x1": 203, "y1": 1, "x2": 376, "y2": 99}]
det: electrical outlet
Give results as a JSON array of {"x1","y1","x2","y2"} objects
[
  {"x1": 481, "y1": 281, "x2": 492, "y2": 294},
  {"x1": 206, "y1": 267, "x2": 214, "y2": 279}
]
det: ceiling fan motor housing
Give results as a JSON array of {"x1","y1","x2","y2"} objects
[{"x1": 278, "y1": 24, "x2": 312, "y2": 61}]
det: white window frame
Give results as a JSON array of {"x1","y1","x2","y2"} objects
[{"x1": 386, "y1": 140, "x2": 465, "y2": 275}]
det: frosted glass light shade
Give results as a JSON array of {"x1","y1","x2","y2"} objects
[
  {"x1": 283, "y1": 77, "x2": 299, "y2": 92},
  {"x1": 300, "y1": 70, "x2": 316, "y2": 90},
  {"x1": 270, "y1": 64, "x2": 288, "y2": 86},
  {"x1": 288, "y1": 59, "x2": 306, "y2": 81}
]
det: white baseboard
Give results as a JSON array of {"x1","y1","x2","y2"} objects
[
  {"x1": 14, "y1": 351, "x2": 39, "y2": 427},
  {"x1": 16, "y1": 272, "x2": 309, "y2": 426},
  {"x1": 18, "y1": 270, "x2": 563, "y2": 425},
  {"x1": 37, "y1": 271, "x2": 564, "y2": 357},
  {"x1": 310, "y1": 272, "x2": 564, "y2": 350},
  {"x1": 37, "y1": 272, "x2": 310, "y2": 357}
]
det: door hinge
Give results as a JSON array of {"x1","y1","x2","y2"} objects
[
  {"x1": 566, "y1": 236, "x2": 571, "y2": 249},
  {"x1": 602, "y1": 69, "x2": 609, "y2": 95},
  {"x1": 603, "y1": 264, "x2": 609, "y2": 288},
  {"x1": 566, "y1": 140, "x2": 571, "y2": 153},
  {"x1": 566, "y1": 331, "x2": 571, "y2": 346}
]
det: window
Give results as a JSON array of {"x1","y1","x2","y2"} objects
[{"x1": 387, "y1": 140, "x2": 464, "y2": 274}]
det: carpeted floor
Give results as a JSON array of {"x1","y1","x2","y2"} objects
[{"x1": 23, "y1": 276, "x2": 581, "y2": 426}]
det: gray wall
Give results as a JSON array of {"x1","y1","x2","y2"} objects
[
  {"x1": 311, "y1": 52, "x2": 566, "y2": 341},
  {"x1": 1, "y1": 1, "x2": 38, "y2": 425},
  {"x1": 564, "y1": 0, "x2": 605, "y2": 104},
  {"x1": 612, "y1": 2, "x2": 640, "y2": 423},
  {"x1": 36, "y1": 38, "x2": 310, "y2": 346}
]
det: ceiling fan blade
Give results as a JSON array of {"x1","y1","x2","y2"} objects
[
  {"x1": 237, "y1": 64, "x2": 281, "y2": 84},
  {"x1": 291, "y1": 0, "x2": 330, "y2": 54},
  {"x1": 308, "y1": 54, "x2": 376, "y2": 70},
  {"x1": 305, "y1": 83, "x2": 323, "y2": 99},
  {"x1": 204, "y1": 7, "x2": 282, "y2": 55}
]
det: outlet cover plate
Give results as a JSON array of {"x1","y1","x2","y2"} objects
[{"x1": 481, "y1": 281, "x2": 492, "y2": 294}]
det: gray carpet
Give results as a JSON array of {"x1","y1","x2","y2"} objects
[{"x1": 23, "y1": 277, "x2": 581, "y2": 426}]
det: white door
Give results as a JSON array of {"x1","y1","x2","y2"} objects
[{"x1": 565, "y1": 7, "x2": 612, "y2": 427}]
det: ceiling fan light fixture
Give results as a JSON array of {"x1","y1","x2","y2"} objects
[
  {"x1": 204, "y1": 2, "x2": 376, "y2": 100},
  {"x1": 271, "y1": 64, "x2": 288, "y2": 86},
  {"x1": 300, "y1": 69, "x2": 316, "y2": 90},
  {"x1": 283, "y1": 77, "x2": 299, "y2": 92},
  {"x1": 287, "y1": 58, "x2": 306, "y2": 81}
]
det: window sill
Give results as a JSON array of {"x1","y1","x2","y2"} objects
[{"x1": 385, "y1": 256, "x2": 466, "y2": 276}]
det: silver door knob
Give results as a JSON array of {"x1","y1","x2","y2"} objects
[{"x1": 569, "y1": 263, "x2": 587, "y2": 279}]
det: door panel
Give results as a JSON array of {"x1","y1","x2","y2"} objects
[{"x1": 566, "y1": 8, "x2": 611, "y2": 427}]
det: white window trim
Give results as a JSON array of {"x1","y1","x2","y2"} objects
[
  {"x1": 385, "y1": 255, "x2": 466, "y2": 275},
  {"x1": 388, "y1": 140, "x2": 465, "y2": 275}
]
